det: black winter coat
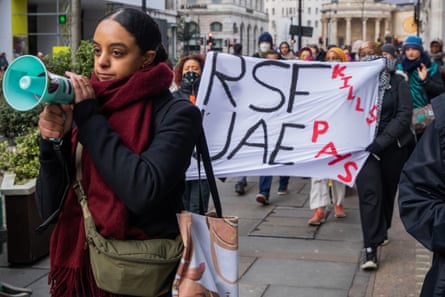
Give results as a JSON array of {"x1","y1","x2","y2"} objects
[
  {"x1": 399, "y1": 93, "x2": 445, "y2": 297},
  {"x1": 36, "y1": 91, "x2": 202, "y2": 238},
  {"x1": 374, "y1": 72, "x2": 415, "y2": 150}
]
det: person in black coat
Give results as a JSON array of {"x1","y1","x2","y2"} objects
[
  {"x1": 172, "y1": 54, "x2": 210, "y2": 213},
  {"x1": 356, "y1": 42, "x2": 416, "y2": 271},
  {"x1": 36, "y1": 8, "x2": 201, "y2": 296},
  {"x1": 399, "y1": 93, "x2": 445, "y2": 297}
]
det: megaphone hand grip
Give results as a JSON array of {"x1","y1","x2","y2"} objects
[{"x1": 38, "y1": 104, "x2": 73, "y2": 143}]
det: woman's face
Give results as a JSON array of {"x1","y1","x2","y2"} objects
[
  {"x1": 280, "y1": 44, "x2": 289, "y2": 55},
  {"x1": 404, "y1": 47, "x2": 421, "y2": 60},
  {"x1": 182, "y1": 59, "x2": 202, "y2": 76},
  {"x1": 93, "y1": 19, "x2": 153, "y2": 81}
]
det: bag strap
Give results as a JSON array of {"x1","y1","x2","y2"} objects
[
  {"x1": 72, "y1": 143, "x2": 95, "y2": 222},
  {"x1": 72, "y1": 106, "x2": 223, "y2": 219},
  {"x1": 196, "y1": 126, "x2": 223, "y2": 218}
]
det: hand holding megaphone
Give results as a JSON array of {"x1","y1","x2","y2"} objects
[
  {"x1": 38, "y1": 104, "x2": 73, "y2": 141},
  {"x1": 37, "y1": 71, "x2": 95, "y2": 141}
]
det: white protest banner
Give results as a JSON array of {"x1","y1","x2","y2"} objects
[{"x1": 187, "y1": 52, "x2": 385, "y2": 186}]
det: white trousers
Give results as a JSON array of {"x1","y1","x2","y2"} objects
[{"x1": 309, "y1": 179, "x2": 346, "y2": 210}]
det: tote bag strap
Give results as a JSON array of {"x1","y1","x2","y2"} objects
[{"x1": 196, "y1": 125, "x2": 223, "y2": 218}]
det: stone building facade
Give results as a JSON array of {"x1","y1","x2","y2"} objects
[
  {"x1": 320, "y1": 0, "x2": 395, "y2": 49},
  {"x1": 179, "y1": 0, "x2": 268, "y2": 56}
]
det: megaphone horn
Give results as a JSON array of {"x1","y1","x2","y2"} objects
[{"x1": 2, "y1": 55, "x2": 74, "y2": 111}]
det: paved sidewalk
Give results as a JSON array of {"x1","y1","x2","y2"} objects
[{"x1": 0, "y1": 176, "x2": 432, "y2": 296}]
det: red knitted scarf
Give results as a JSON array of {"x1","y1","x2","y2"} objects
[{"x1": 48, "y1": 63, "x2": 173, "y2": 297}]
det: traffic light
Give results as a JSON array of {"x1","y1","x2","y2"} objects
[
  {"x1": 207, "y1": 32, "x2": 213, "y2": 47},
  {"x1": 58, "y1": 14, "x2": 67, "y2": 24},
  {"x1": 229, "y1": 40, "x2": 233, "y2": 47}
]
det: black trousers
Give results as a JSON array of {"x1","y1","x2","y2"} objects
[{"x1": 356, "y1": 141, "x2": 414, "y2": 248}]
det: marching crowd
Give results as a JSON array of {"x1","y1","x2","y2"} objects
[
  {"x1": 187, "y1": 31, "x2": 444, "y2": 281},
  {"x1": 3, "y1": 8, "x2": 445, "y2": 293}
]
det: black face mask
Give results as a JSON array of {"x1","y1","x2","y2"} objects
[{"x1": 182, "y1": 71, "x2": 200, "y2": 84}]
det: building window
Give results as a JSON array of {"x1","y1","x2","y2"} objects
[
  {"x1": 272, "y1": 8, "x2": 275, "y2": 15},
  {"x1": 315, "y1": 20, "x2": 318, "y2": 28},
  {"x1": 211, "y1": 22, "x2": 223, "y2": 32}
]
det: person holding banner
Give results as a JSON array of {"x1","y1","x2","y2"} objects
[
  {"x1": 36, "y1": 8, "x2": 202, "y2": 296},
  {"x1": 173, "y1": 54, "x2": 211, "y2": 213},
  {"x1": 254, "y1": 47, "x2": 290, "y2": 205},
  {"x1": 308, "y1": 47, "x2": 348, "y2": 225},
  {"x1": 356, "y1": 42, "x2": 415, "y2": 271}
]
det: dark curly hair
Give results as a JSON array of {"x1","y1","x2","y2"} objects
[{"x1": 174, "y1": 54, "x2": 206, "y2": 87}]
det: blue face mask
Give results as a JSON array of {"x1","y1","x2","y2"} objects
[{"x1": 183, "y1": 71, "x2": 200, "y2": 84}]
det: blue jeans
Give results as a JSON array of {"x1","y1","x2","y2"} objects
[{"x1": 259, "y1": 176, "x2": 289, "y2": 198}]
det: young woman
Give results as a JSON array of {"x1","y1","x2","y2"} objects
[
  {"x1": 356, "y1": 42, "x2": 415, "y2": 271},
  {"x1": 36, "y1": 8, "x2": 201, "y2": 296}
]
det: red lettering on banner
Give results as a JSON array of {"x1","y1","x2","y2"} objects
[
  {"x1": 355, "y1": 97, "x2": 364, "y2": 112},
  {"x1": 313, "y1": 141, "x2": 359, "y2": 183},
  {"x1": 339, "y1": 76, "x2": 353, "y2": 90},
  {"x1": 312, "y1": 120, "x2": 329, "y2": 143},
  {"x1": 338, "y1": 162, "x2": 358, "y2": 183},
  {"x1": 347, "y1": 87, "x2": 355, "y2": 100},
  {"x1": 331, "y1": 64, "x2": 347, "y2": 79},
  {"x1": 327, "y1": 152, "x2": 352, "y2": 165},
  {"x1": 314, "y1": 142, "x2": 338, "y2": 159},
  {"x1": 366, "y1": 104, "x2": 378, "y2": 124}
]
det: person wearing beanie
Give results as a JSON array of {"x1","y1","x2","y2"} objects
[
  {"x1": 397, "y1": 35, "x2": 445, "y2": 137},
  {"x1": 381, "y1": 43, "x2": 397, "y2": 59},
  {"x1": 253, "y1": 31, "x2": 273, "y2": 58}
]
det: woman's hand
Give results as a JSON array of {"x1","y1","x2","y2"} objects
[
  {"x1": 38, "y1": 104, "x2": 73, "y2": 140},
  {"x1": 417, "y1": 63, "x2": 428, "y2": 82},
  {"x1": 65, "y1": 71, "x2": 95, "y2": 104}
]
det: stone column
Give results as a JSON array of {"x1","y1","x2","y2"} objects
[
  {"x1": 362, "y1": 17, "x2": 367, "y2": 41},
  {"x1": 331, "y1": 17, "x2": 338, "y2": 46},
  {"x1": 345, "y1": 17, "x2": 351, "y2": 46},
  {"x1": 322, "y1": 19, "x2": 328, "y2": 46},
  {"x1": 375, "y1": 18, "x2": 381, "y2": 42}
]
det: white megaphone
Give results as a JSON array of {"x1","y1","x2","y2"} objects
[{"x1": 2, "y1": 55, "x2": 74, "y2": 111}]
